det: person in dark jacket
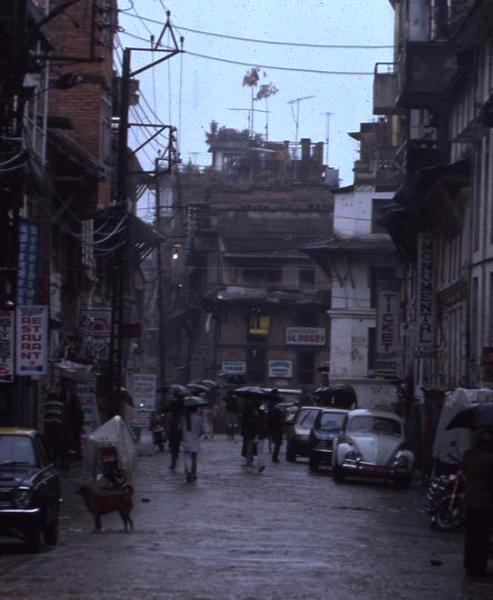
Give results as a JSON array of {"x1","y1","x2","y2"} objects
[
  {"x1": 167, "y1": 390, "x2": 185, "y2": 471},
  {"x1": 463, "y1": 427, "x2": 493, "y2": 577},
  {"x1": 267, "y1": 396, "x2": 284, "y2": 463},
  {"x1": 240, "y1": 400, "x2": 260, "y2": 471}
]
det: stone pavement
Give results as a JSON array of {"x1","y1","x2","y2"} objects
[{"x1": 0, "y1": 434, "x2": 492, "y2": 600}]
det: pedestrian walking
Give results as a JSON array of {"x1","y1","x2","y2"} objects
[
  {"x1": 267, "y1": 394, "x2": 284, "y2": 463},
  {"x1": 463, "y1": 427, "x2": 493, "y2": 577},
  {"x1": 201, "y1": 402, "x2": 214, "y2": 439},
  {"x1": 240, "y1": 400, "x2": 259, "y2": 471},
  {"x1": 181, "y1": 406, "x2": 202, "y2": 483},
  {"x1": 167, "y1": 389, "x2": 185, "y2": 471},
  {"x1": 224, "y1": 392, "x2": 239, "y2": 441}
]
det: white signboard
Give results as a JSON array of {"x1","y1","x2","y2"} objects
[
  {"x1": 0, "y1": 310, "x2": 15, "y2": 382},
  {"x1": 415, "y1": 234, "x2": 435, "y2": 356},
  {"x1": 76, "y1": 378, "x2": 100, "y2": 437},
  {"x1": 375, "y1": 280, "x2": 400, "y2": 376},
  {"x1": 221, "y1": 361, "x2": 247, "y2": 374},
  {"x1": 286, "y1": 327, "x2": 326, "y2": 346},
  {"x1": 268, "y1": 360, "x2": 293, "y2": 378},
  {"x1": 16, "y1": 305, "x2": 48, "y2": 376},
  {"x1": 132, "y1": 373, "x2": 157, "y2": 409}
]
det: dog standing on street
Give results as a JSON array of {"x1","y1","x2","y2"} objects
[{"x1": 76, "y1": 482, "x2": 134, "y2": 532}]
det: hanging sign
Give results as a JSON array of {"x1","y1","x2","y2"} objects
[
  {"x1": 17, "y1": 218, "x2": 40, "y2": 306},
  {"x1": 0, "y1": 310, "x2": 15, "y2": 382},
  {"x1": 16, "y1": 306, "x2": 48, "y2": 376},
  {"x1": 268, "y1": 360, "x2": 293, "y2": 378},
  {"x1": 375, "y1": 280, "x2": 400, "y2": 376},
  {"x1": 132, "y1": 373, "x2": 157, "y2": 409},
  {"x1": 286, "y1": 327, "x2": 326, "y2": 346},
  {"x1": 80, "y1": 307, "x2": 112, "y2": 360},
  {"x1": 415, "y1": 234, "x2": 435, "y2": 357}
]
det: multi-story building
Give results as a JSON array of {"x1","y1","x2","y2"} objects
[
  {"x1": 154, "y1": 128, "x2": 336, "y2": 394},
  {"x1": 304, "y1": 119, "x2": 402, "y2": 410},
  {"x1": 371, "y1": 0, "x2": 493, "y2": 469}
]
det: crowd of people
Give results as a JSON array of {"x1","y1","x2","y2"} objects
[{"x1": 161, "y1": 386, "x2": 286, "y2": 482}]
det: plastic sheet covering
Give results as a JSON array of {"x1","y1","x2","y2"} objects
[
  {"x1": 432, "y1": 388, "x2": 493, "y2": 463},
  {"x1": 85, "y1": 415, "x2": 137, "y2": 481}
]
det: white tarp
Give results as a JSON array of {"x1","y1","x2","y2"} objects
[
  {"x1": 85, "y1": 415, "x2": 137, "y2": 481},
  {"x1": 432, "y1": 388, "x2": 493, "y2": 463}
]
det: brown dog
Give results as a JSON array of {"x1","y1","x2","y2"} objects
[{"x1": 76, "y1": 483, "x2": 134, "y2": 532}]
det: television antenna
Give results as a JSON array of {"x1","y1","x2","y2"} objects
[
  {"x1": 322, "y1": 111, "x2": 334, "y2": 165},
  {"x1": 288, "y1": 95, "x2": 314, "y2": 158}
]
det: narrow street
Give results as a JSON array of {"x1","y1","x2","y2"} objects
[{"x1": 0, "y1": 436, "x2": 492, "y2": 600}]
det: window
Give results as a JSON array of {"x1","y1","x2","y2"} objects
[
  {"x1": 297, "y1": 352, "x2": 315, "y2": 385},
  {"x1": 248, "y1": 311, "x2": 270, "y2": 338},
  {"x1": 243, "y1": 267, "x2": 282, "y2": 283},
  {"x1": 247, "y1": 348, "x2": 266, "y2": 383},
  {"x1": 299, "y1": 268, "x2": 315, "y2": 287},
  {"x1": 371, "y1": 199, "x2": 393, "y2": 233}
]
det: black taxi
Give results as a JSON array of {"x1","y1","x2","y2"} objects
[{"x1": 0, "y1": 428, "x2": 61, "y2": 552}]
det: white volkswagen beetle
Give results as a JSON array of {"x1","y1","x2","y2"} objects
[{"x1": 332, "y1": 409, "x2": 414, "y2": 486}]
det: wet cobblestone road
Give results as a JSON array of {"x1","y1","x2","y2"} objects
[{"x1": 1, "y1": 435, "x2": 492, "y2": 600}]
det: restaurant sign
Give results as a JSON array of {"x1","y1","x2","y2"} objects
[{"x1": 16, "y1": 306, "x2": 48, "y2": 376}]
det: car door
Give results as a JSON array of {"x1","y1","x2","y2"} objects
[{"x1": 34, "y1": 435, "x2": 60, "y2": 524}]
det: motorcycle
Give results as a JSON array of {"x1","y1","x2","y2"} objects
[{"x1": 425, "y1": 470, "x2": 465, "y2": 531}]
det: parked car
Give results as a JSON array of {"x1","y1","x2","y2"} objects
[
  {"x1": 0, "y1": 428, "x2": 61, "y2": 552},
  {"x1": 285, "y1": 406, "x2": 324, "y2": 462},
  {"x1": 332, "y1": 409, "x2": 414, "y2": 485},
  {"x1": 308, "y1": 408, "x2": 348, "y2": 472}
]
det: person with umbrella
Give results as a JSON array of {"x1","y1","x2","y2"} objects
[
  {"x1": 180, "y1": 396, "x2": 206, "y2": 483},
  {"x1": 167, "y1": 385, "x2": 187, "y2": 472},
  {"x1": 448, "y1": 404, "x2": 493, "y2": 577},
  {"x1": 267, "y1": 390, "x2": 284, "y2": 463}
]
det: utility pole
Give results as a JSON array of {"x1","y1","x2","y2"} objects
[
  {"x1": 288, "y1": 95, "x2": 314, "y2": 158},
  {"x1": 109, "y1": 12, "x2": 182, "y2": 415}
]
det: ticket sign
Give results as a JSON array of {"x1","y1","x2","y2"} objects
[
  {"x1": 286, "y1": 327, "x2": 326, "y2": 346},
  {"x1": 0, "y1": 310, "x2": 14, "y2": 382},
  {"x1": 16, "y1": 306, "x2": 48, "y2": 376}
]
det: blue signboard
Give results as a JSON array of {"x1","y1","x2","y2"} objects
[{"x1": 17, "y1": 219, "x2": 40, "y2": 306}]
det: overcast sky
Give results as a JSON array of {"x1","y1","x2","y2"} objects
[{"x1": 118, "y1": 0, "x2": 394, "y2": 186}]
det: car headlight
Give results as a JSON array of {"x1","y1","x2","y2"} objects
[
  {"x1": 345, "y1": 448, "x2": 361, "y2": 461},
  {"x1": 14, "y1": 487, "x2": 33, "y2": 509},
  {"x1": 394, "y1": 454, "x2": 409, "y2": 468}
]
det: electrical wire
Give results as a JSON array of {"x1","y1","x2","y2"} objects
[
  {"x1": 120, "y1": 12, "x2": 394, "y2": 50},
  {"x1": 119, "y1": 30, "x2": 376, "y2": 76}
]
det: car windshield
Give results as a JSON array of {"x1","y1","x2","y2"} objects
[
  {"x1": 348, "y1": 416, "x2": 401, "y2": 437},
  {"x1": 318, "y1": 412, "x2": 346, "y2": 431},
  {"x1": 0, "y1": 435, "x2": 37, "y2": 466},
  {"x1": 296, "y1": 409, "x2": 318, "y2": 428}
]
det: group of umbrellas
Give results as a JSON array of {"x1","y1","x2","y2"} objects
[{"x1": 168, "y1": 380, "x2": 218, "y2": 409}]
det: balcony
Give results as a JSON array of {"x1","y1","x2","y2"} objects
[
  {"x1": 397, "y1": 42, "x2": 456, "y2": 109},
  {"x1": 373, "y1": 63, "x2": 399, "y2": 115},
  {"x1": 375, "y1": 146, "x2": 402, "y2": 191},
  {"x1": 395, "y1": 139, "x2": 444, "y2": 180}
]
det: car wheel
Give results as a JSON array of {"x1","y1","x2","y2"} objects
[
  {"x1": 333, "y1": 463, "x2": 345, "y2": 483},
  {"x1": 309, "y1": 457, "x2": 319, "y2": 473},
  {"x1": 44, "y1": 515, "x2": 59, "y2": 546},
  {"x1": 26, "y1": 529, "x2": 42, "y2": 553},
  {"x1": 286, "y1": 443, "x2": 296, "y2": 463}
]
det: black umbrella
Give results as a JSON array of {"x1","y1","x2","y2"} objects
[
  {"x1": 169, "y1": 384, "x2": 189, "y2": 397},
  {"x1": 183, "y1": 395, "x2": 210, "y2": 408},
  {"x1": 197, "y1": 379, "x2": 219, "y2": 390},
  {"x1": 187, "y1": 383, "x2": 211, "y2": 395},
  {"x1": 446, "y1": 404, "x2": 493, "y2": 430},
  {"x1": 234, "y1": 386, "x2": 271, "y2": 398}
]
